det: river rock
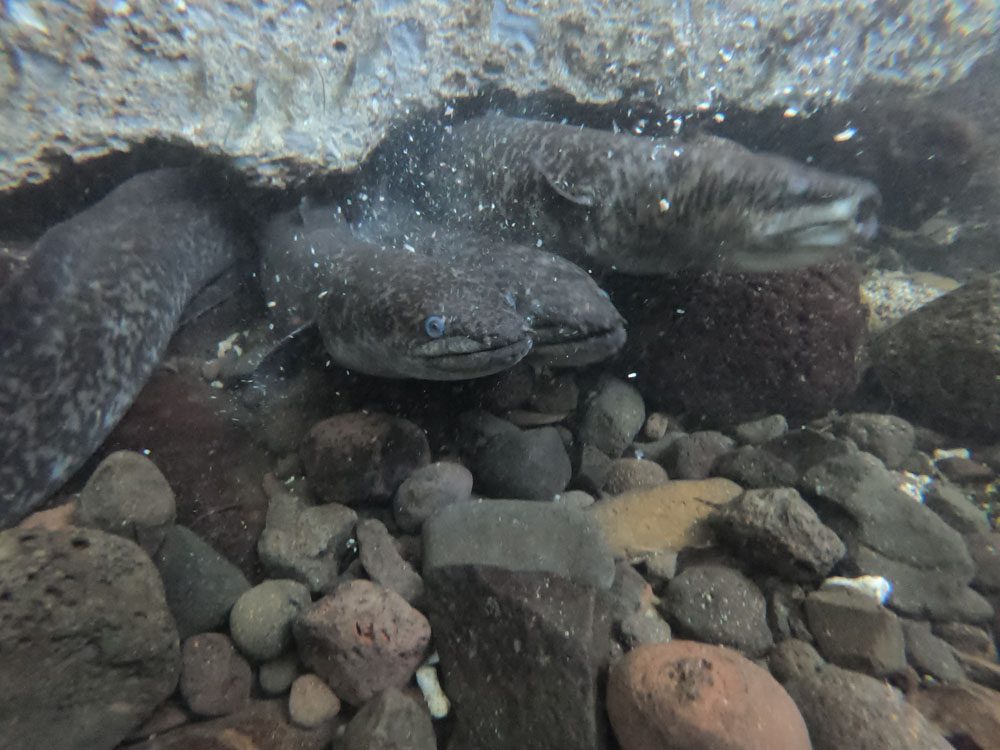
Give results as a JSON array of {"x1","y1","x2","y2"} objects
[
  {"x1": 828, "y1": 413, "x2": 916, "y2": 469},
  {"x1": 908, "y1": 681, "x2": 1000, "y2": 750},
  {"x1": 666, "y1": 564, "x2": 773, "y2": 657},
  {"x1": 711, "y1": 487, "x2": 845, "y2": 580},
  {"x1": 870, "y1": 274, "x2": 1000, "y2": 438},
  {"x1": 901, "y1": 619, "x2": 965, "y2": 683},
  {"x1": 344, "y1": 688, "x2": 436, "y2": 750},
  {"x1": 288, "y1": 674, "x2": 341, "y2": 729},
  {"x1": 730, "y1": 414, "x2": 789, "y2": 445},
  {"x1": 154, "y1": 524, "x2": 250, "y2": 640},
  {"x1": 0, "y1": 527, "x2": 180, "y2": 750},
  {"x1": 578, "y1": 376, "x2": 646, "y2": 457},
  {"x1": 470, "y1": 425, "x2": 572, "y2": 500},
  {"x1": 229, "y1": 579, "x2": 312, "y2": 662},
  {"x1": 607, "y1": 641, "x2": 810, "y2": 750},
  {"x1": 293, "y1": 580, "x2": 430, "y2": 706},
  {"x1": 925, "y1": 481, "x2": 991, "y2": 534},
  {"x1": 602, "y1": 457, "x2": 670, "y2": 494},
  {"x1": 356, "y1": 518, "x2": 424, "y2": 604},
  {"x1": 300, "y1": 412, "x2": 430, "y2": 505},
  {"x1": 75, "y1": 449, "x2": 176, "y2": 556},
  {"x1": 179, "y1": 633, "x2": 252, "y2": 717},
  {"x1": 392, "y1": 461, "x2": 473, "y2": 533},
  {"x1": 663, "y1": 431, "x2": 735, "y2": 479}
]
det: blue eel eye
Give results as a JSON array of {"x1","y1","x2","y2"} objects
[{"x1": 423, "y1": 314, "x2": 446, "y2": 339}]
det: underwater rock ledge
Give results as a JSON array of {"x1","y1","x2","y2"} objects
[{"x1": 1, "y1": 0, "x2": 998, "y2": 191}]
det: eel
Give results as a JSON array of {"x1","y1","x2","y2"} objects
[
  {"x1": 259, "y1": 205, "x2": 532, "y2": 380},
  {"x1": 0, "y1": 169, "x2": 244, "y2": 525},
  {"x1": 415, "y1": 113, "x2": 882, "y2": 274},
  {"x1": 347, "y1": 202, "x2": 627, "y2": 367}
]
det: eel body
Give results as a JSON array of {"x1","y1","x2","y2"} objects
[
  {"x1": 0, "y1": 169, "x2": 243, "y2": 525},
  {"x1": 417, "y1": 114, "x2": 881, "y2": 274},
  {"x1": 259, "y1": 207, "x2": 532, "y2": 380}
]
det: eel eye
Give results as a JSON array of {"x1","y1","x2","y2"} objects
[{"x1": 423, "y1": 314, "x2": 446, "y2": 339}]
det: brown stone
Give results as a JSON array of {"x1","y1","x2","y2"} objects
[
  {"x1": 588, "y1": 479, "x2": 742, "y2": 557},
  {"x1": 909, "y1": 681, "x2": 1000, "y2": 750},
  {"x1": 607, "y1": 641, "x2": 810, "y2": 750}
]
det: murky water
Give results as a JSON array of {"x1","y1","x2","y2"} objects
[{"x1": 1, "y1": 4, "x2": 999, "y2": 750}]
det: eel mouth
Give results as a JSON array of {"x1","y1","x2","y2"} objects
[
  {"x1": 528, "y1": 325, "x2": 627, "y2": 367},
  {"x1": 413, "y1": 335, "x2": 533, "y2": 377},
  {"x1": 754, "y1": 184, "x2": 882, "y2": 248}
]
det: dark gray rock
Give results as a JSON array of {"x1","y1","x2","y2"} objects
[
  {"x1": 629, "y1": 431, "x2": 685, "y2": 466},
  {"x1": 936, "y1": 455, "x2": 996, "y2": 483},
  {"x1": 931, "y1": 622, "x2": 997, "y2": 659},
  {"x1": 664, "y1": 430, "x2": 735, "y2": 479},
  {"x1": 259, "y1": 654, "x2": 300, "y2": 696},
  {"x1": 768, "y1": 639, "x2": 826, "y2": 683},
  {"x1": 925, "y1": 481, "x2": 990, "y2": 534},
  {"x1": 423, "y1": 499, "x2": 615, "y2": 590},
  {"x1": 764, "y1": 580, "x2": 813, "y2": 643},
  {"x1": 529, "y1": 370, "x2": 580, "y2": 413},
  {"x1": 300, "y1": 412, "x2": 430, "y2": 505},
  {"x1": 425, "y1": 566, "x2": 611, "y2": 750},
  {"x1": 257, "y1": 488, "x2": 357, "y2": 593},
  {"x1": 472, "y1": 426, "x2": 572, "y2": 500},
  {"x1": 293, "y1": 580, "x2": 430, "y2": 706},
  {"x1": 288, "y1": 674, "x2": 341, "y2": 729},
  {"x1": 639, "y1": 412, "x2": 682, "y2": 441},
  {"x1": 229, "y1": 579, "x2": 312, "y2": 662},
  {"x1": 578, "y1": 376, "x2": 646, "y2": 457},
  {"x1": 608, "y1": 561, "x2": 654, "y2": 623},
  {"x1": 900, "y1": 619, "x2": 965, "y2": 683},
  {"x1": 0, "y1": 528, "x2": 180, "y2": 750},
  {"x1": 154, "y1": 524, "x2": 250, "y2": 639},
  {"x1": 966, "y1": 531, "x2": 1000, "y2": 592},
  {"x1": 712, "y1": 487, "x2": 846, "y2": 580},
  {"x1": 601, "y1": 457, "x2": 669, "y2": 494},
  {"x1": 829, "y1": 413, "x2": 916, "y2": 469},
  {"x1": 75, "y1": 449, "x2": 176, "y2": 556},
  {"x1": 731, "y1": 414, "x2": 789, "y2": 445},
  {"x1": 617, "y1": 610, "x2": 672, "y2": 650},
  {"x1": 805, "y1": 587, "x2": 906, "y2": 678},
  {"x1": 344, "y1": 688, "x2": 435, "y2": 750},
  {"x1": 712, "y1": 444, "x2": 800, "y2": 488},
  {"x1": 782, "y1": 662, "x2": 952, "y2": 750},
  {"x1": 574, "y1": 443, "x2": 613, "y2": 494},
  {"x1": 666, "y1": 564, "x2": 773, "y2": 657},
  {"x1": 179, "y1": 633, "x2": 252, "y2": 717},
  {"x1": 852, "y1": 544, "x2": 993, "y2": 623},
  {"x1": 392, "y1": 461, "x2": 473, "y2": 533},
  {"x1": 356, "y1": 518, "x2": 424, "y2": 604},
  {"x1": 800, "y1": 452, "x2": 989, "y2": 621}
]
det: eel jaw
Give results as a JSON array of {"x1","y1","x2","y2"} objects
[
  {"x1": 412, "y1": 334, "x2": 533, "y2": 379},
  {"x1": 527, "y1": 324, "x2": 627, "y2": 367}
]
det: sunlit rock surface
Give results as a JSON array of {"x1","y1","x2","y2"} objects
[{"x1": 1, "y1": 0, "x2": 997, "y2": 191}]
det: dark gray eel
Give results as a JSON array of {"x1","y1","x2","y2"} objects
[
  {"x1": 0, "y1": 169, "x2": 243, "y2": 525},
  {"x1": 258, "y1": 206, "x2": 532, "y2": 380},
  {"x1": 416, "y1": 114, "x2": 881, "y2": 274},
  {"x1": 337, "y1": 202, "x2": 627, "y2": 367}
]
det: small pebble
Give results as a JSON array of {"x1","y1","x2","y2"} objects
[
  {"x1": 288, "y1": 673, "x2": 341, "y2": 728},
  {"x1": 229, "y1": 579, "x2": 312, "y2": 662},
  {"x1": 259, "y1": 653, "x2": 301, "y2": 696}
]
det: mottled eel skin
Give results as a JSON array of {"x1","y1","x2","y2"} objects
[
  {"x1": 259, "y1": 206, "x2": 532, "y2": 380},
  {"x1": 419, "y1": 114, "x2": 881, "y2": 274},
  {"x1": 0, "y1": 169, "x2": 243, "y2": 525}
]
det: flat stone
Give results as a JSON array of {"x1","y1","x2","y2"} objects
[
  {"x1": 608, "y1": 641, "x2": 810, "y2": 750},
  {"x1": 937, "y1": 456, "x2": 996, "y2": 484},
  {"x1": 75, "y1": 449, "x2": 176, "y2": 556},
  {"x1": 666, "y1": 564, "x2": 773, "y2": 657},
  {"x1": 424, "y1": 498, "x2": 615, "y2": 590},
  {"x1": 781, "y1": 661, "x2": 952, "y2": 750},
  {"x1": 588, "y1": 479, "x2": 743, "y2": 558},
  {"x1": 153, "y1": 524, "x2": 251, "y2": 640},
  {"x1": 0, "y1": 527, "x2": 180, "y2": 750},
  {"x1": 731, "y1": 414, "x2": 789, "y2": 445},
  {"x1": 300, "y1": 412, "x2": 430, "y2": 505},
  {"x1": 356, "y1": 518, "x2": 424, "y2": 604},
  {"x1": 925, "y1": 481, "x2": 991, "y2": 534},
  {"x1": 967, "y1": 531, "x2": 1000, "y2": 592},
  {"x1": 293, "y1": 580, "x2": 430, "y2": 706},
  {"x1": 229, "y1": 579, "x2": 312, "y2": 662},
  {"x1": 179, "y1": 633, "x2": 252, "y2": 717},
  {"x1": 257, "y1": 488, "x2": 357, "y2": 593},
  {"x1": 663, "y1": 431, "x2": 735, "y2": 479},
  {"x1": 344, "y1": 688, "x2": 435, "y2": 750},
  {"x1": 425, "y1": 566, "x2": 610, "y2": 750},
  {"x1": 804, "y1": 587, "x2": 906, "y2": 678}
]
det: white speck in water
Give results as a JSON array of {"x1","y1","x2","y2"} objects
[
  {"x1": 658, "y1": 198, "x2": 671, "y2": 213},
  {"x1": 833, "y1": 126, "x2": 857, "y2": 142},
  {"x1": 8, "y1": 0, "x2": 49, "y2": 33},
  {"x1": 783, "y1": 107, "x2": 800, "y2": 118},
  {"x1": 627, "y1": 372, "x2": 637, "y2": 379},
  {"x1": 142, "y1": 448, "x2": 151, "y2": 456},
  {"x1": 713, "y1": 112, "x2": 726, "y2": 123},
  {"x1": 267, "y1": 300, "x2": 277, "y2": 308}
]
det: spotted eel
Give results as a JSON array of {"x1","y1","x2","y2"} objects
[{"x1": 414, "y1": 113, "x2": 881, "y2": 274}]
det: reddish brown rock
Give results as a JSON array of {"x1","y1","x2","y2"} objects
[
  {"x1": 179, "y1": 633, "x2": 252, "y2": 717},
  {"x1": 908, "y1": 681, "x2": 1000, "y2": 750},
  {"x1": 293, "y1": 580, "x2": 430, "y2": 706},
  {"x1": 128, "y1": 699, "x2": 337, "y2": 749},
  {"x1": 300, "y1": 412, "x2": 430, "y2": 505},
  {"x1": 607, "y1": 640, "x2": 810, "y2": 750}
]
